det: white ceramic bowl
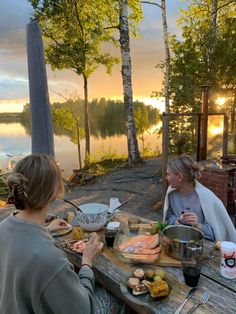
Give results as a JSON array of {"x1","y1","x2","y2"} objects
[{"x1": 77, "y1": 203, "x2": 108, "y2": 231}]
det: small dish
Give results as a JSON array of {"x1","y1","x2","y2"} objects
[
  {"x1": 51, "y1": 226, "x2": 73, "y2": 237},
  {"x1": 120, "y1": 266, "x2": 172, "y2": 308}
]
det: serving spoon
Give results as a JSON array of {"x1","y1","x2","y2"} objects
[{"x1": 64, "y1": 199, "x2": 83, "y2": 213}]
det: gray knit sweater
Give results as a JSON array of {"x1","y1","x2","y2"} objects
[{"x1": 0, "y1": 215, "x2": 95, "y2": 314}]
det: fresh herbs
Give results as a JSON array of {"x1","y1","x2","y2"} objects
[{"x1": 155, "y1": 221, "x2": 169, "y2": 232}]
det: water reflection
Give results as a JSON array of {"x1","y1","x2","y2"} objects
[{"x1": 0, "y1": 123, "x2": 161, "y2": 178}]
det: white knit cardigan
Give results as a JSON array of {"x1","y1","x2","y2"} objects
[{"x1": 163, "y1": 180, "x2": 236, "y2": 243}]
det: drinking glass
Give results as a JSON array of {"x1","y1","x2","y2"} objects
[
  {"x1": 182, "y1": 258, "x2": 202, "y2": 287},
  {"x1": 104, "y1": 228, "x2": 118, "y2": 248}
]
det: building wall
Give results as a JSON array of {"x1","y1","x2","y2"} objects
[{"x1": 199, "y1": 166, "x2": 236, "y2": 214}]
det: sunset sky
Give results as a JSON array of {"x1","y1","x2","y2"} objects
[{"x1": 0, "y1": 0, "x2": 188, "y2": 113}]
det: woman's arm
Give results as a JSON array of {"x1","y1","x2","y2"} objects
[
  {"x1": 181, "y1": 212, "x2": 215, "y2": 241},
  {"x1": 38, "y1": 263, "x2": 95, "y2": 313},
  {"x1": 166, "y1": 207, "x2": 179, "y2": 225},
  {"x1": 201, "y1": 223, "x2": 215, "y2": 241},
  {"x1": 47, "y1": 219, "x2": 71, "y2": 232}
]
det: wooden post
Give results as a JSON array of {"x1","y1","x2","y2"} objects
[
  {"x1": 197, "y1": 113, "x2": 201, "y2": 161},
  {"x1": 26, "y1": 20, "x2": 55, "y2": 156},
  {"x1": 199, "y1": 85, "x2": 211, "y2": 160},
  {"x1": 223, "y1": 113, "x2": 228, "y2": 157}
]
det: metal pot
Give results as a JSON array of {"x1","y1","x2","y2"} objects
[{"x1": 162, "y1": 225, "x2": 204, "y2": 260}]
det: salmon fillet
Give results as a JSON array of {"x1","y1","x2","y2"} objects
[{"x1": 118, "y1": 234, "x2": 159, "y2": 253}]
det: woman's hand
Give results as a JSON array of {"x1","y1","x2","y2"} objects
[
  {"x1": 47, "y1": 218, "x2": 72, "y2": 233},
  {"x1": 82, "y1": 233, "x2": 103, "y2": 267},
  {"x1": 180, "y1": 212, "x2": 201, "y2": 229}
]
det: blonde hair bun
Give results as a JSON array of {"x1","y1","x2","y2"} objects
[{"x1": 168, "y1": 155, "x2": 202, "y2": 182}]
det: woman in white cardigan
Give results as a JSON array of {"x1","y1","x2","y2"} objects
[{"x1": 163, "y1": 155, "x2": 236, "y2": 242}]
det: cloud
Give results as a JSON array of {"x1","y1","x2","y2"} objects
[
  {"x1": 0, "y1": 76, "x2": 28, "y2": 100},
  {"x1": 0, "y1": 0, "x2": 186, "y2": 109},
  {"x1": 0, "y1": 30, "x2": 26, "y2": 59},
  {"x1": 0, "y1": 0, "x2": 31, "y2": 91},
  {"x1": 0, "y1": 1, "x2": 32, "y2": 35}
]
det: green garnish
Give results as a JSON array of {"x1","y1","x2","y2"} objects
[{"x1": 155, "y1": 221, "x2": 169, "y2": 231}]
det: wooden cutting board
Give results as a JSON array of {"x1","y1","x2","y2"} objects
[{"x1": 156, "y1": 248, "x2": 182, "y2": 267}]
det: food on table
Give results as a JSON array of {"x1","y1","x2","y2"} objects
[
  {"x1": 215, "y1": 240, "x2": 221, "y2": 250},
  {"x1": 70, "y1": 239, "x2": 88, "y2": 253},
  {"x1": 135, "y1": 246, "x2": 161, "y2": 255},
  {"x1": 153, "y1": 275, "x2": 162, "y2": 283},
  {"x1": 118, "y1": 234, "x2": 160, "y2": 253},
  {"x1": 155, "y1": 221, "x2": 169, "y2": 232},
  {"x1": 133, "y1": 268, "x2": 145, "y2": 279},
  {"x1": 154, "y1": 269, "x2": 165, "y2": 279},
  {"x1": 145, "y1": 269, "x2": 155, "y2": 280},
  {"x1": 132, "y1": 283, "x2": 149, "y2": 295},
  {"x1": 144, "y1": 279, "x2": 169, "y2": 298},
  {"x1": 71, "y1": 227, "x2": 84, "y2": 239},
  {"x1": 127, "y1": 277, "x2": 140, "y2": 289},
  {"x1": 126, "y1": 268, "x2": 169, "y2": 299},
  {"x1": 121, "y1": 252, "x2": 159, "y2": 264}
]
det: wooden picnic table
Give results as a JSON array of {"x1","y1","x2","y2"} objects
[
  {"x1": 0, "y1": 206, "x2": 235, "y2": 313},
  {"x1": 56, "y1": 211, "x2": 236, "y2": 314}
]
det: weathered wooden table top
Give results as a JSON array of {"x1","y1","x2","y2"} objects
[
  {"x1": 56, "y1": 211, "x2": 236, "y2": 314},
  {"x1": 1, "y1": 207, "x2": 235, "y2": 313}
]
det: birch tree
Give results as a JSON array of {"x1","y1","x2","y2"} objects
[
  {"x1": 141, "y1": 0, "x2": 170, "y2": 194},
  {"x1": 96, "y1": 0, "x2": 143, "y2": 163},
  {"x1": 119, "y1": 0, "x2": 141, "y2": 163},
  {"x1": 141, "y1": 0, "x2": 170, "y2": 112}
]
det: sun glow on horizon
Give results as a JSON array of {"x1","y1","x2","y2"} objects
[
  {"x1": 209, "y1": 121, "x2": 224, "y2": 136},
  {"x1": 0, "y1": 100, "x2": 26, "y2": 113},
  {"x1": 0, "y1": 96, "x2": 166, "y2": 113},
  {"x1": 135, "y1": 97, "x2": 165, "y2": 113}
]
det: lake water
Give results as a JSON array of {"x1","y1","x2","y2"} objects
[
  {"x1": 0, "y1": 117, "x2": 226, "y2": 178},
  {"x1": 0, "y1": 123, "x2": 161, "y2": 178}
]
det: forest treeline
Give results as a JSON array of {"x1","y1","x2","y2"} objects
[
  {"x1": 0, "y1": 113, "x2": 21, "y2": 121},
  {"x1": 4, "y1": 98, "x2": 159, "y2": 138}
]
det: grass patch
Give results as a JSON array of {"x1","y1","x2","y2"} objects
[{"x1": 84, "y1": 147, "x2": 129, "y2": 175}]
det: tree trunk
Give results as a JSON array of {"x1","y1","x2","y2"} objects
[
  {"x1": 210, "y1": 0, "x2": 218, "y2": 87},
  {"x1": 119, "y1": 0, "x2": 141, "y2": 164},
  {"x1": 76, "y1": 119, "x2": 82, "y2": 169},
  {"x1": 161, "y1": 0, "x2": 170, "y2": 197},
  {"x1": 26, "y1": 20, "x2": 55, "y2": 157},
  {"x1": 161, "y1": 0, "x2": 170, "y2": 113},
  {"x1": 83, "y1": 74, "x2": 90, "y2": 155}
]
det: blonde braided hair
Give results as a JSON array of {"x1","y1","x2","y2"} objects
[{"x1": 7, "y1": 154, "x2": 64, "y2": 210}]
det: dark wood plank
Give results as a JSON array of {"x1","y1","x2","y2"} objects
[
  {"x1": 201, "y1": 240, "x2": 236, "y2": 293},
  {"x1": 1, "y1": 206, "x2": 236, "y2": 313},
  {"x1": 61, "y1": 240, "x2": 236, "y2": 314}
]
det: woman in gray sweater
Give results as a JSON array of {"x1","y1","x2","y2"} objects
[
  {"x1": 163, "y1": 155, "x2": 236, "y2": 242},
  {"x1": 0, "y1": 154, "x2": 120, "y2": 314}
]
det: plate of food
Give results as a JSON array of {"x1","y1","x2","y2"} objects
[
  {"x1": 114, "y1": 223, "x2": 161, "y2": 265},
  {"x1": 120, "y1": 266, "x2": 171, "y2": 307},
  {"x1": 51, "y1": 226, "x2": 73, "y2": 237},
  {"x1": 60, "y1": 238, "x2": 89, "y2": 254}
]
